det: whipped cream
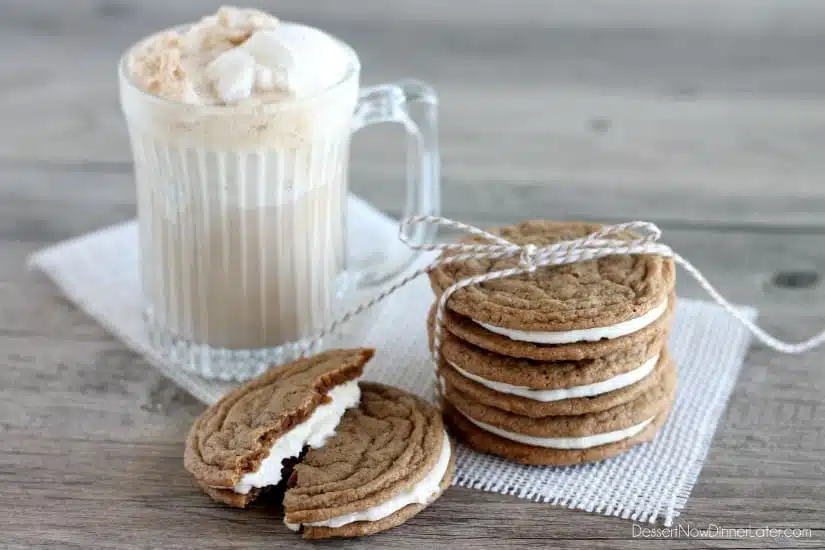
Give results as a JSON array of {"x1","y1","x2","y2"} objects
[
  {"x1": 285, "y1": 431, "x2": 451, "y2": 531},
  {"x1": 204, "y1": 47, "x2": 257, "y2": 103},
  {"x1": 237, "y1": 25, "x2": 350, "y2": 99},
  {"x1": 233, "y1": 380, "x2": 360, "y2": 494},
  {"x1": 447, "y1": 353, "x2": 659, "y2": 402},
  {"x1": 460, "y1": 411, "x2": 654, "y2": 449},
  {"x1": 476, "y1": 299, "x2": 668, "y2": 345},
  {"x1": 127, "y1": 7, "x2": 351, "y2": 105},
  {"x1": 121, "y1": 7, "x2": 359, "y2": 149}
]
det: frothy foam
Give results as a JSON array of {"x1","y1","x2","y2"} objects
[
  {"x1": 127, "y1": 7, "x2": 280, "y2": 104},
  {"x1": 127, "y1": 6, "x2": 349, "y2": 105},
  {"x1": 237, "y1": 25, "x2": 351, "y2": 99},
  {"x1": 121, "y1": 6, "x2": 358, "y2": 149}
]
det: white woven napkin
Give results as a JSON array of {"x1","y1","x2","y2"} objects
[{"x1": 31, "y1": 195, "x2": 755, "y2": 526}]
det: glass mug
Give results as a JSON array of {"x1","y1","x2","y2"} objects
[{"x1": 118, "y1": 24, "x2": 439, "y2": 380}]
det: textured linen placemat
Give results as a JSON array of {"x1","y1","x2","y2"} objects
[{"x1": 30, "y1": 195, "x2": 755, "y2": 526}]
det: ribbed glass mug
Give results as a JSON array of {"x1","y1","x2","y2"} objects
[{"x1": 118, "y1": 25, "x2": 439, "y2": 380}]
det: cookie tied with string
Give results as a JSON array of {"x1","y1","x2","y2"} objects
[
  {"x1": 424, "y1": 219, "x2": 678, "y2": 466},
  {"x1": 428, "y1": 220, "x2": 675, "y2": 346}
]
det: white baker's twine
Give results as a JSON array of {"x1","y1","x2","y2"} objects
[{"x1": 302, "y1": 216, "x2": 825, "y2": 360}]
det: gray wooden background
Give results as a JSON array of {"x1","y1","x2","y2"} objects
[{"x1": 2, "y1": 1, "x2": 824, "y2": 548}]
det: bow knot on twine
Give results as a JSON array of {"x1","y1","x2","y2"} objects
[
  {"x1": 307, "y1": 216, "x2": 825, "y2": 359},
  {"x1": 518, "y1": 243, "x2": 539, "y2": 273}
]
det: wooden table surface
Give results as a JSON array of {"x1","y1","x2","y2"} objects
[{"x1": 2, "y1": 1, "x2": 824, "y2": 548}]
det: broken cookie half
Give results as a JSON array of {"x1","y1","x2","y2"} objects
[
  {"x1": 183, "y1": 350, "x2": 454, "y2": 539},
  {"x1": 183, "y1": 348, "x2": 371, "y2": 507},
  {"x1": 284, "y1": 382, "x2": 454, "y2": 539}
]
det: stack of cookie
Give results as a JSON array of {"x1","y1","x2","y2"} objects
[{"x1": 429, "y1": 221, "x2": 677, "y2": 465}]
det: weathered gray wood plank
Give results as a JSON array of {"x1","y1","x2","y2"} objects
[
  {"x1": 3, "y1": 0, "x2": 825, "y2": 201},
  {"x1": 9, "y1": 0, "x2": 825, "y2": 31}
]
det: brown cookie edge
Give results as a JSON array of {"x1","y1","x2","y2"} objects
[
  {"x1": 433, "y1": 310, "x2": 668, "y2": 389},
  {"x1": 438, "y1": 293, "x2": 676, "y2": 361},
  {"x1": 442, "y1": 352, "x2": 675, "y2": 437},
  {"x1": 443, "y1": 372, "x2": 676, "y2": 466},
  {"x1": 437, "y1": 347, "x2": 668, "y2": 417}
]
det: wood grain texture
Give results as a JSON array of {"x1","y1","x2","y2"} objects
[
  {"x1": 4, "y1": 0, "x2": 825, "y2": 199},
  {"x1": 2, "y1": 1, "x2": 825, "y2": 548}
]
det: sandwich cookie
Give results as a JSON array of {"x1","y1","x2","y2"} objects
[
  {"x1": 441, "y1": 353, "x2": 676, "y2": 465},
  {"x1": 428, "y1": 221, "x2": 675, "y2": 354},
  {"x1": 430, "y1": 312, "x2": 667, "y2": 415},
  {"x1": 438, "y1": 351, "x2": 669, "y2": 417},
  {"x1": 435, "y1": 297, "x2": 674, "y2": 362},
  {"x1": 184, "y1": 348, "x2": 373, "y2": 507},
  {"x1": 283, "y1": 383, "x2": 454, "y2": 539}
]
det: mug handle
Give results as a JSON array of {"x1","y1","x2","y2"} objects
[{"x1": 350, "y1": 80, "x2": 440, "y2": 287}]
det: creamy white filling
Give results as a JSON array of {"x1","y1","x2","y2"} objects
[
  {"x1": 476, "y1": 299, "x2": 668, "y2": 344},
  {"x1": 447, "y1": 354, "x2": 659, "y2": 402},
  {"x1": 232, "y1": 380, "x2": 360, "y2": 494},
  {"x1": 285, "y1": 431, "x2": 451, "y2": 531},
  {"x1": 460, "y1": 411, "x2": 654, "y2": 449}
]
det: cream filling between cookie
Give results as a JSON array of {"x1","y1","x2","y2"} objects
[
  {"x1": 460, "y1": 411, "x2": 654, "y2": 449},
  {"x1": 232, "y1": 380, "x2": 361, "y2": 495},
  {"x1": 284, "y1": 430, "x2": 451, "y2": 531},
  {"x1": 447, "y1": 353, "x2": 659, "y2": 402},
  {"x1": 475, "y1": 298, "x2": 668, "y2": 344}
]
